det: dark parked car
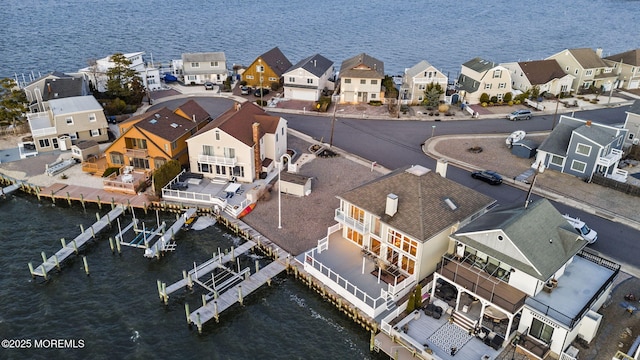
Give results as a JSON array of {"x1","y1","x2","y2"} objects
[
  {"x1": 254, "y1": 88, "x2": 269, "y2": 97},
  {"x1": 471, "y1": 170, "x2": 503, "y2": 185}
]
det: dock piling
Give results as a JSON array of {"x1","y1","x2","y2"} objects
[
  {"x1": 54, "y1": 255, "x2": 60, "y2": 270},
  {"x1": 196, "y1": 313, "x2": 202, "y2": 334},
  {"x1": 66, "y1": 191, "x2": 71, "y2": 205},
  {"x1": 28, "y1": 262, "x2": 35, "y2": 278},
  {"x1": 238, "y1": 285, "x2": 243, "y2": 305},
  {"x1": 96, "y1": 195, "x2": 102, "y2": 209},
  {"x1": 80, "y1": 194, "x2": 85, "y2": 210},
  {"x1": 90, "y1": 226, "x2": 95, "y2": 239},
  {"x1": 41, "y1": 251, "x2": 47, "y2": 265},
  {"x1": 80, "y1": 224, "x2": 85, "y2": 234},
  {"x1": 109, "y1": 237, "x2": 114, "y2": 253},
  {"x1": 72, "y1": 240, "x2": 79, "y2": 254},
  {"x1": 61, "y1": 238, "x2": 66, "y2": 248},
  {"x1": 214, "y1": 301, "x2": 219, "y2": 322},
  {"x1": 116, "y1": 237, "x2": 121, "y2": 254},
  {"x1": 82, "y1": 256, "x2": 89, "y2": 275},
  {"x1": 162, "y1": 282, "x2": 167, "y2": 304},
  {"x1": 185, "y1": 303, "x2": 190, "y2": 324},
  {"x1": 255, "y1": 260, "x2": 260, "y2": 273},
  {"x1": 40, "y1": 264, "x2": 48, "y2": 280},
  {"x1": 157, "y1": 280, "x2": 163, "y2": 301},
  {"x1": 202, "y1": 294, "x2": 207, "y2": 307}
]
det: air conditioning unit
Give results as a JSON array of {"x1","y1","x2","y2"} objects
[{"x1": 633, "y1": 138, "x2": 639, "y2": 145}]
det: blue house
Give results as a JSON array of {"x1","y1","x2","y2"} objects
[{"x1": 534, "y1": 115, "x2": 628, "y2": 181}]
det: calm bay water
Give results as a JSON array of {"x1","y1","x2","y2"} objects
[{"x1": 1, "y1": 1, "x2": 640, "y2": 358}]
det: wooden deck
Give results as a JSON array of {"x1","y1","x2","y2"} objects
[
  {"x1": 29, "y1": 205, "x2": 126, "y2": 278},
  {"x1": 38, "y1": 183, "x2": 153, "y2": 209}
]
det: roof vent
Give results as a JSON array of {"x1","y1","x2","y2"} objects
[
  {"x1": 170, "y1": 123, "x2": 178, "y2": 128},
  {"x1": 385, "y1": 193, "x2": 398, "y2": 217},
  {"x1": 149, "y1": 119, "x2": 157, "y2": 124},
  {"x1": 154, "y1": 113, "x2": 161, "y2": 118},
  {"x1": 444, "y1": 198, "x2": 458, "y2": 211}
]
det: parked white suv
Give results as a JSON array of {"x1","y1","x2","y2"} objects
[
  {"x1": 563, "y1": 214, "x2": 598, "y2": 243},
  {"x1": 507, "y1": 109, "x2": 532, "y2": 121}
]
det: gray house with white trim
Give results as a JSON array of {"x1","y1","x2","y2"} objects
[
  {"x1": 535, "y1": 115, "x2": 627, "y2": 181},
  {"x1": 283, "y1": 53, "x2": 334, "y2": 101}
]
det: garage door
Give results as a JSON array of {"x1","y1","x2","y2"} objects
[
  {"x1": 289, "y1": 88, "x2": 317, "y2": 101},
  {"x1": 629, "y1": 80, "x2": 640, "y2": 89}
]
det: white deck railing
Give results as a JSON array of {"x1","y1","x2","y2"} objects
[
  {"x1": 334, "y1": 209, "x2": 369, "y2": 234},
  {"x1": 198, "y1": 153, "x2": 237, "y2": 166}
]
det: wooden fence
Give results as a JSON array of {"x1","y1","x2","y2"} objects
[{"x1": 591, "y1": 174, "x2": 640, "y2": 197}]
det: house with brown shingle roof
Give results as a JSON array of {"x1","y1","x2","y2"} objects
[
  {"x1": 604, "y1": 48, "x2": 640, "y2": 90},
  {"x1": 185, "y1": 102, "x2": 288, "y2": 183},
  {"x1": 242, "y1": 47, "x2": 292, "y2": 89},
  {"x1": 546, "y1": 48, "x2": 617, "y2": 94},
  {"x1": 301, "y1": 164, "x2": 495, "y2": 318},
  {"x1": 338, "y1": 53, "x2": 384, "y2": 104},
  {"x1": 501, "y1": 59, "x2": 575, "y2": 96}
]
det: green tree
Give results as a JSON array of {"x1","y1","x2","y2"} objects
[
  {"x1": 479, "y1": 93, "x2": 490, "y2": 104},
  {"x1": 414, "y1": 284, "x2": 423, "y2": 309},
  {"x1": 530, "y1": 85, "x2": 540, "y2": 100},
  {"x1": 422, "y1": 82, "x2": 444, "y2": 108},
  {"x1": 503, "y1": 92, "x2": 513, "y2": 102},
  {"x1": 106, "y1": 53, "x2": 144, "y2": 105},
  {"x1": 0, "y1": 78, "x2": 28, "y2": 131},
  {"x1": 383, "y1": 76, "x2": 398, "y2": 99},
  {"x1": 406, "y1": 291, "x2": 416, "y2": 313}
]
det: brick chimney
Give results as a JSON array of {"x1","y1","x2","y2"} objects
[{"x1": 252, "y1": 122, "x2": 261, "y2": 180}]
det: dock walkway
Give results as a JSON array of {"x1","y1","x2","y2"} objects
[
  {"x1": 144, "y1": 207, "x2": 197, "y2": 258},
  {"x1": 28, "y1": 205, "x2": 126, "y2": 278}
]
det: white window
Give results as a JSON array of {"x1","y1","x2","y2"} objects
[
  {"x1": 418, "y1": 84, "x2": 426, "y2": 90},
  {"x1": 603, "y1": 68, "x2": 612, "y2": 73},
  {"x1": 215, "y1": 130, "x2": 220, "y2": 141},
  {"x1": 288, "y1": 77, "x2": 295, "y2": 83},
  {"x1": 585, "y1": 69, "x2": 593, "y2": 76},
  {"x1": 187, "y1": 75, "x2": 197, "y2": 81},
  {"x1": 344, "y1": 79, "x2": 351, "y2": 84},
  {"x1": 89, "y1": 113, "x2": 96, "y2": 122},
  {"x1": 493, "y1": 69, "x2": 502, "y2": 78},
  {"x1": 256, "y1": 65, "x2": 264, "y2": 73},
  {"x1": 561, "y1": 85, "x2": 568, "y2": 92},
  {"x1": 550, "y1": 155, "x2": 564, "y2": 166},
  {"x1": 576, "y1": 143, "x2": 591, "y2": 156},
  {"x1": 307, "y1": 78, "x2": 313, "y2": 84},
  {"x1": 498, "y1": 83, "x2": 506, "y2": 89},
  {"x1": 202, "y1": 145, "x2": 214, "y2": 156},
  {"x1": 66, "y1": 116, "x2": 73, "y2": 125},
  {"x1": 246, "y1": 75, "x2": 254, "y2": 80},
  {"x1": 371, "y1": 79, "x2": 377, "y2": 85},
  {"x1": 90, "y1": 129, "x2": 101, "y2": 137},
  {"x1": 571, "y1": 159, "x2": 587, "y2": 173},
  {"x1": 268, "y1": 77, "x2": 277, "y2": 82},
  {"x1": 371, "y1": 94, "x2": 376, "y2": 99},
  {"x1": 191, "y1": 62, "x2": 200, "y2": 68},
  {"x1": 530, "y1": 318, "x2": 554, "y2": 343},
  {"x1": 484, "y1": 83, "x2": 492, "y2": 89},
  {"x1": 210, "y1": 61, "x2": 218, "y2": 67},
  {"x1": 360, "y1": 79, "x2": 366, "y2": 85}
]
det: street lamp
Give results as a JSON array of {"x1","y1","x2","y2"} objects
[
  {"x1": 329, "y1": 94, "x2": 340, "y2": 147},
  {"x1": 277, "y1": 153, "x2": 292, "y2": 229}
]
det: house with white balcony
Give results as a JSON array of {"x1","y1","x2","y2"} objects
[
  {"x1": 78, "y1": 51, "x2": 162, "y2": 92},
  {"x1": 534, "y1": 115, "x2": 628, "y2": 181},
  {"x1": 435, "y1": 198, "x2": 619, "y2": 358},
  {"x1": 338, "y1": 53, "x2": 384, "y2": 104},
  {"x1": 181, "y1": 52, "x2": 228, "y2": 85},
  {"x1": 546, "y1": 48, "x2": 617, "y2": 94},
  {"x1": 457, "y1": 57, "x2": 513, "y2": 104},
  {"x1": 400, "y1": 60, "x2": 448, "y2": 105},
  {"x1": 28, "y1": 95, "x2": 109, "y2": 153},
  {"x1": 283, "y1": 53, "x2": 334, "y2": 101},
  {"x1": 501, "y1": 59, "x2": 574, "y2": 97},
  {"x1": 302, "y1": 164, "x2": 495, "y2": 319},
  {"x1": 604, "y1": 48, "x2": 640, "y2": 90},
  {"x1": 185, "y1": 102, "x2": 288, "y2": 184},
  {"x1": 623, "y1": 100, "x2": 640, "y2": 148}
]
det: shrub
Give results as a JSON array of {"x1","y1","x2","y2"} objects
[
  {"x1": 406, "y1": 292, "x2": 416, "y2": 313},
  {"x1": 368, "y1": 101, "x2": 383, "y2": 106},
  {"x1": 480, "y1": 93, "x2": 490, "y2": 103},
  {"x1": 414, "y1": 284, "x2": 423, "y2": 309},
  {"x1": 490, "y1": 96, "x2": 498, "y2": 103},
  {"x1": 481, "y1": 102, "x2": 487, "y2": 107},
  {"x1": 515, "y1": 99, "x2": 521, "y2": 105},
  {"x1": 239, "y1": 80, "x2": 247, "y2": 86},
  {"x1": 153, "y1": 160, "x2": 182, "y2": 196},
  {"x1": 103, "y1": 167, "x2": 120, "y2": 177},
  {"x1": 270, "y1": 81, "x2": 280, "y2": 91},
  {"x1": 508, "y1": 100, "x2": 514, "y2": 106},
  {"x1": 504, "y1": 92, "x2": 513, "y2": 102},
  {"x1": 255, "y1": 100, "x2": 268, "y2": 107}
]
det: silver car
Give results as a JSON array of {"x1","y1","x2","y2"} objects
[{"x1": 507, "y1": 109, "x2": 532, "y2": 121}]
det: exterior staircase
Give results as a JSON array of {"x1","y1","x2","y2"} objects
[{"x1": 451, "y1": 310, "x2": 477, "y2": 333}]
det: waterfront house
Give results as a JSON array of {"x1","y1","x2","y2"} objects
[
  {"x1": 534, "y1": 115, "x2": 628, "y2": 182},
  {"x1": 546, "y1": 48, "x2": 617, "y2": 94},
  {"x1": 623, "y1": 100, "x2": 640, "y2": 148},
  {"x1": 77, "y1": 51, "x2": 162, "y2": 92},
  {"x1": 243, "y1": 47, "x2": 292, "y2": 90},
  {"x1": 282, "y1": 53, "x2": 334, "y2": 101},
  {"x1": 27, "y1": 95, "x2": 109, "y2": 153},
  {"x1": 302, "y1": 164, "x2": 495, "y2": 319},
  {"x1": 400, "y1": 60, "x2": 448, "y2": 106},
  {"x1": 457, "y1": 57, "x2": 513, "y2": 104},
  {"x1": 185, "y1": 101, "x2": 288, "y2": 183},
  {"x1": 100, "y1": 100, "x2": 210, "y2": 173},
  {"x1": 181, "y1": 52, "x2": 228, "y2": 85},
  {"x1": 501, "y1": 60, "x2": 574, "y2": 97},
  {"x1": 437, "y1": 198, "x2": 619, "y2": 358},
  {"x1": 603, "y1": 48, "x2": 640, "y2": 90},
  {"x1": 338, "y1": 53, "x2": 384, "y2": 104},
  {"x1": 22, "y1": 71, "x2": 90, "y2": 113}
]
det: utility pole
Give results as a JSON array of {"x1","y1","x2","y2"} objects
[{"x1": 329, "y1": 94, "x2": 339, "y2": 147}]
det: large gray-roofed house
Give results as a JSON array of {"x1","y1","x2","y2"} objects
[
  {"x1": 451, "y1": 199, "x2": 585, "y2": 281},
  {"x1": 457, "y1": 57, "x2": 512, "y2": 104},
  {"x1": 283, "y1": 53, "x2": 334, "y2": 101},
  {"x1": 338, "y1": 165, "x2": 494, "y2": 242},
  {"x1": 338, "y1": 53, "x2": 385, "y2": 104}
]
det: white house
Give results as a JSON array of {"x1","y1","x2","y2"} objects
[
  {"x1": 400, "y1": 60, "x2": 448, "y2": 105},
  {"x1": 78, "y1": 51, "x2": 162, "y2": 92},
  {"x1": 338, "y1": 53, "x2": 384, "y2": 104},
  {"x1": 604, "y1": 48, "x2": 640, "y2": 90},
  {"x1": 283, "y1": 53, "x2": 334, "y2": 101},
  {"x1": 501, "y1": 59, "x2": 574, "y2": 96},
  {"x1": 457, "y1": 57, "x2": 513, "y2": 104},
  {"x1": 181, "y1": 52, "x2": 228, "y2": 85},
  {"x1": 186, "y1": 102, "x2": 288, "y2": 183}
]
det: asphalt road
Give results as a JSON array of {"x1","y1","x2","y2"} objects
[{"x1": 148, "y1": 96, "x2": 639, "y2": 271}]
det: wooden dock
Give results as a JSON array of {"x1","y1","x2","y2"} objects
[
  {"x1": 144, "y1": 208, "x2": 197, "y2": 258},
  {"x1": 28, "y1": 205, "x2": 126, "y2": 279}
]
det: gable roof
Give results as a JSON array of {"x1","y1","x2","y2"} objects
[
  {"x1": 518, "y1": 60, "x2": 568, "y2": 85},
  {"x1": 627, "y1": 99, "x2": 640, "y2": 115},
  {"x1": 182, "y1": 52, "x2": 226, "y2": 62},
  {"x1": 568, "y1": 48, "x2": 609, "y2": 69},
  {"x1": 604, "y1": 48, "x2": 640, "y2": 66},
  {"x1": 462, "y1": 57, "x2": 496, "y2": 73},
  {"x1": 127, "y1": 107, "x2": 197, "y2": 142},
  {"x1": 287, "y1": 53, "x2": 333, "y2": 77},
  {"x1": 259, "y1": 47, "x2": 293, "y2": 77},
  {"x1": 539, "y1": 116, "x2": 621, "y2": 155},
  {"x1": 405, "y1": 60, "x2": 434, "y2": 78},
  {"x1": 457, "y1": 73, "x2": 480, "y2": 93},
  {"x1": 339, "y1": 53, "x2": 384, "y2": 79},
  {"x1": 173, "y1": 99, "x2": 211, "y2": 126},
  {"x1": 41, "y1": 77, "x2": 87, "y2": 100},
  {"x1": 452, "y1": 199, "x2": 586, "y2": 281},
  {"x1": 338, "y1": 165, "x2": 495, "y2": 242},
  {"x1": 191, "y1": 102, "x2": 281, "y2": 147}
]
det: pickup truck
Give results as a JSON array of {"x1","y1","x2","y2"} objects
[{"x1": 563, "y1": 214, "x2": 597, "y2": 244}]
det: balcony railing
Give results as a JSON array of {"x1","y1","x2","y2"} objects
[
  {"x1": 334, "y1": 209, "x2": 369, "y2": 234},
  {"x1": 437, "y1": 253, "x2": 526, "y2": 314},
  {"x1": 125, "y1": 148, "x2": 148, "y2": 158},
  {"x1": 516, "y1": 334, "x2": 551, "y2": 359},
  {"x1": 597, "y1": 148, "x2": 623, "y2": 167},
  {"x1": 198, "y1": 153, "x2": 237, "y2": 166}
]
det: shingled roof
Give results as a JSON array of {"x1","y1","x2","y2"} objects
[
  {"x1": 259, "y1": 47, "x2": 293, "y2": 77},
  {"x1": 568, "y1": 48, "x2": 609, "y2": 69},
  {"x1": 462, "y1": 57, "x2": 496, "y2": 73},
  {"x1": 452, "y1": 199, "x2": 586, "y2": 281},
  {"x1": 339, "y1": 53, "x2": 384, "y2": 79},
  {"x1": 192, "y1": 102, "x2": 281, "y2": 146},
  {"x1": 604, "y1": 48, "x2": 640, "y2": 66},
  {"x1": 288, "y1": 53, "x2": 333, "y2": 78},
  {"x1": 518, "y1": 60, "x2": 568, "y2": 85},
  {"x1": 174, "y1": 99, "x2": 211, "y2": 126},
  {"x1": 338, "y1": 165, "x2": 495, "y2": 242},
  {"x1": 126, "y1": 107, "x2": 197, "y2": 142}
]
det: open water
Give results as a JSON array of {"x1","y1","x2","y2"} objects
[{"x1": 1, "y1": 1, "x2": 640, "y2": 359}]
